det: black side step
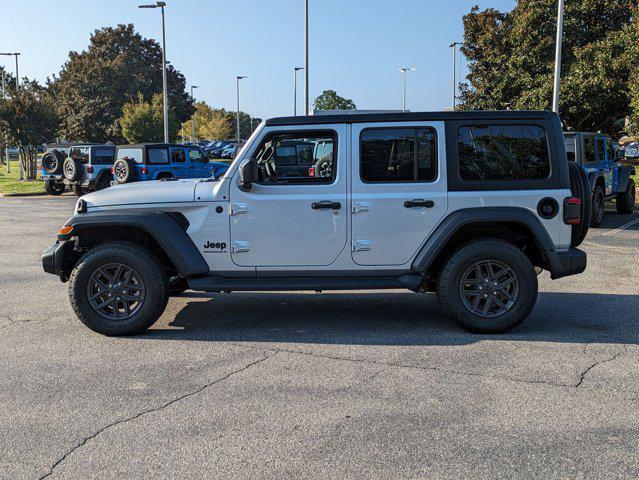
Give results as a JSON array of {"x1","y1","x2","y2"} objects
[{"x1": 187, "y1": 274, "x2": 423, "y2": 293}]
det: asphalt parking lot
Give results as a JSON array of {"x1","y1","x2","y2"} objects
[{"x1": 1, "y1": 195, "x2": 638, "y2": 480}]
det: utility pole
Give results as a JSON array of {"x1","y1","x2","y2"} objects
[
  {"x1": 190, "y1": 85, "x2": 198, "y2": 143},
  {"x1": 294, "y1": 67, "x2": 304, "y2": 116},
  {"x1": 138, "y1": 2, "x2": 169, "y2": 142},
  {"x1": 1, "y1": 68, "x2": 8, "y2": 173},
  {"x1": 552, "y1": 0, "x2": 565, "y2": 114},
  {"x1": 397, "y1": 67, "x2": 415, "y2": 112},
  {"x1": 304, "y1": 0, "x2": 309, "y2": 115},
  {"x1": 449, "y1": 42, "x2": 463, "y2": 110},
  {"x1": 236, "y1": 76, "x2": 247, "y2": 141},
  {"x1": 1, "y1": 53, "x2": 20, "y2": 173}
]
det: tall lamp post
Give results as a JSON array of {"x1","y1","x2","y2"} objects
[
  {"x1": 190, "y1": 85, "x2": 198, "y2": 143},
  {"x1": 552, "y1": 0, "x2": 565, "y2": 114},
  {"x1": 1, "y1": 67, "x2": 7, "y2": 173},
  {"x1": 236, "y1": 76, "x2": 247, "y2": 141},
  {"x1": 139, "y1": 2, "x2": 169, "y2": 142},
  {"x1": 293, "y1": 67, "x2": 304, "y2": 116},
  {"x1": 304, "y1": 0, "x2": 309, "y2": 115},
  {"x1": 397, "y1": 67, "x2": 415, "y2": 112},
  {"x1": 1, "y1": 52, "x2": 20, "y2": 174},
  {"x1": 449, "y1": 42, "x2": 463, "y2": 111}
]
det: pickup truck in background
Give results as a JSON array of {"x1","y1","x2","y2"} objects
[{"x1": 564, "y1": 132, "x2": 636, "y2": 226}]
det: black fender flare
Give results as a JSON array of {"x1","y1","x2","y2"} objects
[
  {"x1": 61, "y1": 210, "x2": 209, "y2": 277},
  {"x1": 616, "y1": 165, "x2": 636, "y2": 193},
  {"x1": 411, "y1": 207, "x2": 555, "y2": 274},
  {"x1": 588, "y1": 172, "x2": 604, "y2": 193}
]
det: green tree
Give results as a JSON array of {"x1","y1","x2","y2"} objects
[
  {"x1": 119, "y1": 93, "x2": 179, "y2": 143},
  {"x1": 313, "y1": 90, "x2": 357, "y2": 111},
  {"x1": 49, "y1": 24, "x2": 194, "y2": 143},
  {"x1": 459, "y1": 0, "x2": 636, "y2": 137},
  {"x1": 181, "y1": 102, "x2": 232, "y2": 141},
  {"x1": 0, "y1": 80, "x2": 59, "y2": 179},
  {"x1": 227, "y1": 110, "x2": 262, "y2": 140}
]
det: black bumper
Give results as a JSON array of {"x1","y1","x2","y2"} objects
[
  {"x1": 546, "y1": 248, "x2": 587, "y2": 280},
  {"x1": 42, "y1": 240, "x2": 74, "y2": 281}
]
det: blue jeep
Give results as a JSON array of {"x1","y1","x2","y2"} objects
[
  {"x1": 41, "y1": 144, "x2": 115, "y2": 196},
  {"x1": 112, "y1": 143, "x2": 228, "y2": 185},
  {"x1": 564, "y1": 132, "x2": 636, "y2": 226}
]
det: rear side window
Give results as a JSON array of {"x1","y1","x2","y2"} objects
[
  {"x1": 171, "y1": 148, "x2": 186, "y2": 163},
  {"x1": 583, "y1": 137, "x2": 596, "y2": 164},
  {"x1": 564, "y1": 137, "x2": 576, "y2": 162},
  {"x1": 148, "y1": 148, "x2": 169, "y2": 164},
  {"x1": 118, "y1": 148, "x2": 143, "y2": 164},
  {"x1": 458, "y1": 125, "x2": 550, "y2": 181},
  {"x1": 69, "y1": 147, "x2": 90, "y2": 164},
  {"x1": 360, "y1": 128, "x2": 437, "y2": 182},
  {"x1": 92, "y1": 147, "x2": 114, "y2": 165}
]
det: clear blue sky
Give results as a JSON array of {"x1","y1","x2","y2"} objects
[{"x1": 2, "y1": 0, "x2": 515, "y2": 119}]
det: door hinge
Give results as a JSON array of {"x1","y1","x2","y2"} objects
[
  {"x1": 352, "y1": 201, "x2": 371, "y2": 214},
  {"x1": 230, "y1": 203, "x2": 249, "y2": 215},
  {"x1": 352, "y1": 240, "x2": 372, "y2": 252},
  {"x1": 231, "y1": 241, "x2": 251, "y2": 253}
]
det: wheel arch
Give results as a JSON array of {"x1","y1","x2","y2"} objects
[{"x1": 616, "y1": 166, "x2": 636, "y2": 193}]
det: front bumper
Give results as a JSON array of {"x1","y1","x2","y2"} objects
[
  {"x1": 42, "y1": 240, "x2": 74, "y2": 281},
  {"x1": 546, "y1": 248, "x2": 587, "y2": 279}
]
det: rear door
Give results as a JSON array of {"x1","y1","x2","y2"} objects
[
  {"x1": 169, "y1": 147, "x2": 187, "y2": 178},
  {"x1": 350, "y1": 122, "x2": 448, "y2": 266}
]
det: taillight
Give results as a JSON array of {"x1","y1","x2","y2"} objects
[
  {"x1": 86, "y1": 165, "x2": 94, "y2": 173},
  {"x1": 564, "y1": 196, "x2": 581, "y2": 225},
  {"x1": 110, "y1": 167, "x2": 115, "y2": 174},
  {"x1": 141, "y1": 167, "x2": 148, "y2": 175},
  {"x1": 308, "y1": 167, "x2": 316, "y2": 177}
]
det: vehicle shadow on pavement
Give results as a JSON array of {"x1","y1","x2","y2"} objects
[{"x1": 140, "y1": 291, "x2": 639, "y2": 346}]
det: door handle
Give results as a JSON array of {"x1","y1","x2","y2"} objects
[
  {"x1": 404, "y1": 199, "x2": 434, "y2": 208},
  {"x1": 312, "y1": 201, "x2": 341, "y2": 210}
]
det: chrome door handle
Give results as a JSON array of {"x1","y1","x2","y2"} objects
[
  {"x1": 312, "y1": 201, "x2": 341, "y2": 210},
  {"x1": 404, "y1": 199, "x2": 434, "y2": 208}
]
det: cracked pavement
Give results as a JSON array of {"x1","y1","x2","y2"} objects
[{"x1": 1, "y1": 196, "x2": 638, "y2": 479}]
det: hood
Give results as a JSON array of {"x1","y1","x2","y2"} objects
[{"x1": 83, "y1": 179, "x2": 202, "y2": 209}]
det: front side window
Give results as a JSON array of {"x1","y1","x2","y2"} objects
[
  {"x1": 458, "y1": 125, "x2": 550, "y2": 181},
  {"x1": 254, "y1": 131, "x2": 336, "y2": 184},
  {"x1": 148, "y1": 148, "x2": 169, "y2": 164},
  {"x1": 583, "y1": 137, "x2": 596, "y2": 164},
  {"x1": 596, "y1": 138, "x2": 606, "y2": 164},
  {"x1": 188, "y1": 148, "x2": 206, "y2": 163},
  {"x1": 171, "y1": 148, "x2": 186, "y2": 163},
  {"x1": 360, "y1": 128, "x2": 437, "y2": 182},
  {"x1": 606, "y1": 139, "x2": 615, "y2": 162},
  {"x1": 117, "y1": 148, "x2": 143, "y2": 164}
]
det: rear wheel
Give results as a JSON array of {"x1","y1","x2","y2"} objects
[
  {"x1": 436, "y1": 239, "x2": 538, "y2": 334},
  {"x1": 72, "y1": 184, "x2": 88, "y2": 196},
  {"x1": 68, "y1": 241, "x2": 168, "y2": 336},
  {"x1": 591, "y1": 185, "x2": 605, "y2": 227},
  {"x1": 616, "y1": 179, "x2": 636, "y2": 214},
  {"x1": 44, "y1": 180, "x2": 65, "y2": 195}
]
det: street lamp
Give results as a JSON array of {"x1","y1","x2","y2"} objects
[
  {"x1": 304, "y1": 0, "x2": 309, "y2": 115},
  {"x1": 1, "y1": 67, "x2": 8, "y2": 173},
  {"x1": 190, "y1": 85, "x2": 198, "y2": 143},
  {"x1": 449, "y1": 42, "x2": 464, "y2": 110},
  {"x1": 397, "y1": 67, "x2": 415, "y2": 112},
  {"x1": 293, "y1": 67, "x2": 304, "y2": 116},
  {"x1": 0, "y1": 53, "x2": 20, "y2": 90},
  {"x1": 552, "y1": 0, "x2": 565, "y2": 113},
  {"x1": 236, "y1": 76, "x2": 247, "y2": 141},
  {"x1": 138, "y1": 2, "x2": 169, "y2": 142}
]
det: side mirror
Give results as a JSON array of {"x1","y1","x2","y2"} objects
[{"x1": 238, "y1": 158, "x2": 257, "y2": 191}]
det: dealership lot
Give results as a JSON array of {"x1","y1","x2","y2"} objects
[{"x1": 1, "y1": 196, "x2": 638, "y2": 479}]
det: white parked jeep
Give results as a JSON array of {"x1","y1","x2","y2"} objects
[{"x1": 43, "y1": 111, "x2": 589, "y2": 336}]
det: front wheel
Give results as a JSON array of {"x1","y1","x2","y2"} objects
[
  {"x1": 68, "y1": 241, "x2": 168, "y2": 336},
  {"x1": 616, "y1": 179, "x2": 636, "y2": 214},
  {"x1": 436, "y1": 239, "x2": 538, "y2": 334},
  {"x1": 591, "y1": 185, "x2": 605, "y2": 227}
]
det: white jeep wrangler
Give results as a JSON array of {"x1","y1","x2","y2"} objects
[{"x1": 43, "y1": 111, "x2": 589, "y2": 336}]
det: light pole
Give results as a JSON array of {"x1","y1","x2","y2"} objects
[
  {"x1": 449, "y1": 42, "x2": 463, "y2": 110},
  {"x1": 139, "y1": 2, "x2": 169, "y2": 142},
  {"x1": 236, "y1": 76, "x2": 247, "y2": 141},
  {"x1": 1, "y1": 67, "x2": 8, "y2": 173},
  {"x1": 293, "y1": 67, "x2": 304, "y2": 116},
  {"x1": 397, "y1": 67, "x2": 415, "y2": 112},
  {"x1": 1, "y1": 53, "x2": 20, "y2": 175},
  {"x1": 0, "y1": 53, "x2": 20, "y2": 90},
  {"x1": 552, "y1": 0, "x2": 565, "y2": 113},
  {"x1": 190, "y1": 85, "x2": 198, "y2": 143},
  {"x1": 304, "y1": 0, "x2": 309, "y2": 115}
]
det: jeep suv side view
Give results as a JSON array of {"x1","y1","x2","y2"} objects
[
  {"x1": 41, "y1": 144, "x2": 115, "y2": 196},
  {"x1": 43, "y1": 111, "x2": 589, "y2": 336},
  {"x1": 564, "y1": 132, "x2": 636, "y2": 226},
  {"x1": 112, "y1": 143, "x2": 227, "y2": 184}
]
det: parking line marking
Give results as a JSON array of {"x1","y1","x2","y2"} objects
[{"x1": 602, "y1": 218, "x2": 639, "y2": 236}]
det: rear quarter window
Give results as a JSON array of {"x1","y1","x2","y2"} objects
[
  {"x1": 91, "y1": 147, "x2": 115, "y2": 165},
  {"x1": 457, "y1": 125, "x2": 550, "y2": 181},
  {"x1": 148, "y1": 148, "x2": 170, "y2": 164}
]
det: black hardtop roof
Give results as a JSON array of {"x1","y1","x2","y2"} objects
[
  {"x1": 563, "y1": 131, "x2": 611, "y2": 138},
  {"x1": 46, "y1": 143, "x2": 113, "y2": 149},
  {"x1": 116, "y1": 143, "x2": 197, "y2": 149},
  {"x1": 265, "y1": 110, "x2": 556, "y2": 127}
]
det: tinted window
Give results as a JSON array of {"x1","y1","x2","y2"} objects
[
  {"x1": 171, "y1": 148, "x2": 186, "y2": 163},
  {"x1": 117, "y1": 148, "x2": 143, "y2": 164},
  {"x1": 360, "y1": 128, "x2": 437, "y2": 182},
  {"x1": 148, "y1": 148, "x2": 169, "y2": 164},
  {"x1": 596, "y1": 138, "x2": 606, "y2": 164},
  {"x1": 564, "y1": 137, "x2": 576, "y2": 162},
  {"x1": 188, "y1": 148, "x2": 207, "y2": 163},
  {"x1": 254, "y1": 131, "x2": 336, "y2": 184},
  {"x1": 458, "y1": 125, "x2": 550, "y2": 181},
  {"x1": 606, "y1": 139, "x2": 614, "y2": 161},
  {"x1": 92, "y1": 147, "x2": 114, "y2": 165},
  {"x1": 69, "y1": 147, "x2": 90, "y2": 164},
  {"x1": 583, "y1": 137, "x2": 596, "y2": 164}
]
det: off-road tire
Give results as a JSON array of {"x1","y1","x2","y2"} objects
[
  {"x1": 94, "y1": 174, "x2": 111, "y2": 192},
  {"x1": 113, "y1": 158, "x2": 136, "y2": 184},
  {"x1": 44, "y1": 180, "x2": 65, "y2": 195},
  {"x1": 42, "y1": 151, "x2": 64, "y2": 175},
  {"x1": 71, "y1": 184, "x2": 88, "y2": 197},
  {"x1": 591, "y1": 184, "x2": 605, "y2": 227},
  {"x1": 616, "y1": 179, "x2": 636, "y2": 214},
  {"x1": 436, "y1": 239, "x2": 538, "y2": 334},
  {"x1": 63, "y1": 157, "x2": 83, "y2": 182},
  {"x1": 568, "y1": 161, "x2": 591, "y2": 247},
  {"x1": 68, "y1": 241, "x2": 168, "y2": 336}
]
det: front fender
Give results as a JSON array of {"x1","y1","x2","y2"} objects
[{"x1": 616, "y1": 165, "x2": 636, "y2": 193}]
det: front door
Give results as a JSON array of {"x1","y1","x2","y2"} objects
[
  {"x1": 187, "y1": 147, "x2": 210, "y2": 178},
  {"x1": 229, "y1": 125, "x2": 347, "y2": 267},
  {"x1": 350, "y1": 122, "x2": 448, "y2": 266}
]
